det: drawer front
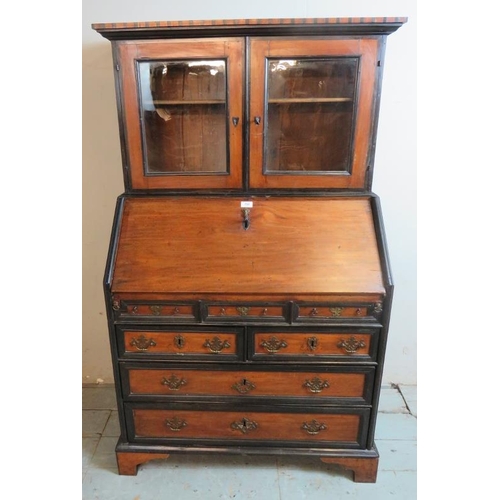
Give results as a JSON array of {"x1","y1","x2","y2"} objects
[
  {"x1": 122, "y1": 365, "x2": 374, "y2": 403},
  {"x1": 250, "y1": 328, "x2": 378, "y2": 361},
  {"x1": 204, "y1": 303, "x2": 287, "y2": 322},
  {"x1": 112, "y1": 300, "x2": 197, "y2": 321},
  {"x1": 117, "y1": 327, "x2": 243, "y2": 360},
  {"x1": 293, "y1": 302, "x2": 383, "y2": 322},
  {"x1": 127, "y1": 405, "x2": 368, "y2": 448}
]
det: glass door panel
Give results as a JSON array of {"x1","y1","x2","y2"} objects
[
  {"x1": 249, "y1": 38, "x2": 378, "y2": 189},
  {"x1": 265, "y1": 58, "x2": 358, "y2": 173},
  {"x1": 138, "y1": 60, "x2": 228, "y2": 174},
  {"x1": 119, "y1": 39, "x2": 243, "y2": 189}
]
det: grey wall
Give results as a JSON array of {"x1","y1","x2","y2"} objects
[{"x1": 82, "y1": 0, "x2": 416, "y2": 385}]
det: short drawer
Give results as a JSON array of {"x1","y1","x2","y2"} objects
[
  {"x1": 121, "y1": 364, "x2": 374, "y2": 404},
  {"x1": 116, "y1": 327, "x2": 243, "y2": 360},
  {"x1": 112, "y1": 299, "x2": 197, "y2": 321},
  {"x1": 250, "y1": 328, "x2": 378, "y2": 362},
  {"x1": 204, "y1": 303, "x2": 287, "y2": 322},
  {"x1": 293, "y1": 302, "x2": 383, "y2": 322},
  {"x1": 126, "y1": 404, "x2": 369, "y2": 448}
]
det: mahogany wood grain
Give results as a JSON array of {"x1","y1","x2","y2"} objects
[
  {"x1": 119, "y1": 38, "x2": 243, "y2": 189},
  {"x1": 253, "y1": 332, "x2": 371, "y2": 357},
  {"x1": 116, "y1": 452, "x2": 169, "y2": 476},
  {"x1": 249, "y1": 38, "x2": 378, "y2": 189},
  {"x1": 123, "y1": 331, "x2": 238, "y2": 355},
  {"x1": 111, "y1": 197, "x2": 384, "y2": 295},
  {"x1": 133, "y1": 409, "x2": 361, "y2": 442},
  {"x1": 321, "y1": 456, "x2": 378, "y2": 483},
  {"x1": 127, "y1": 368, "x2": 367, "y2": 398}
]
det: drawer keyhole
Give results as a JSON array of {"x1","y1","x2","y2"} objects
[
  {"x1": 174, "y1": 335, "x2": 185, "y2": 349},
  {"x1": 307, "y1": 337, "x2": 319, "y2": 351},
  {"x1": 232, "y1": 378, "x2": 256, "y2": 394},
  {"x1": 230, "y1": 417, "x2": 258, "y2": 434}
]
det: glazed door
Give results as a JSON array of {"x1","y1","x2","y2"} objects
[
  {"x1": 119, "y1": 38, "x2": 244, "y2": 189},
  {"x1": 249, "y1": 38, "x2": 378, "y2": 189}
]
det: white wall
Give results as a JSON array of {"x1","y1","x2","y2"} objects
[{"x1": 82, "y1": 0, "x2": 416, "y2": 385}]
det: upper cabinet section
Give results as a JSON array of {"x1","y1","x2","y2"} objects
[{"x1": 94, "y1": 18, "x2": 406, "y2": 191}]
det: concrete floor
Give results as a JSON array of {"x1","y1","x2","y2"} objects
[{"x1": 83, "y1": 385, "x2": 417, "y2": 499}]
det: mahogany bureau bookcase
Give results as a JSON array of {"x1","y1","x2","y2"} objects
[{"x1": 92, "y1": 17, "x2": 406, "y2": 482}]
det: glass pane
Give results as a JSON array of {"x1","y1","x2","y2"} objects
[
  {"x1": 138, "y1": 60, "x2": 228, "y2": 174},
  {"x1": 265, "y1": 58, "x2": 358, "y2": 173}
]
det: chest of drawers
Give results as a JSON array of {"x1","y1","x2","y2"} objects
[{"x1": 93, "y1": 17, "x2": 406, "y2": 482}]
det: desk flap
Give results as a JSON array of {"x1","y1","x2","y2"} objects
[{"x1": 111, "y1": 197, "x2": 384, "y2": 296}]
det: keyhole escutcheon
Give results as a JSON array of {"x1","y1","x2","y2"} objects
[{"x1": 307, "y1": 336, "x2": 319, "y2": 351}]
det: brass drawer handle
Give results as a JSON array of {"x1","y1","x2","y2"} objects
[
  {"x1": 230, "y1": 417, "x2": 258, "y2": 434},
  {"x1": 260, "y1": 336, "x2": 288, "y2": 353},
  {"x1": 161, "y1": 374, "x2": 187, "y2": 391},
  {"x1": 236, "y1": 306, "x2": 250, "y2": 316},
  {"x1": 307, "y1": 336, "x2": 319, "y2": 351},
  {"x1": 150, "y1": 305, "x2": 162, "y2": 315},
  {"x1": 301, "y1": 419, "x2": 327, "y2": 435},
  {"x1": 337, "y1": 336, "x2": 366, "y2": 354},
  {"x1": 329, "y1": 307, "x2": 344, "y2": 317},
  {"x1": 129, "y1": 334, "x2": 157, "y2": 351},
  {"x1": 203, "y1": 336, "x2": 231, "y2": 354},
  {"x1": 165, "y1": 416, "x2": 187, "y2": 432},
  {"x1": 303, "y1": 377, "x2": 330, "y2": 394},
  {"x1": 232, "y1": 378, "x2": 256, "y2": 394}
]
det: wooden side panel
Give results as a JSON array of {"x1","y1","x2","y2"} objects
[
  {"x1": 111, "y1": 197, "x2": 384, "y2": 296},
  {"x1": 132, "y1": 409, "x2": 361, "y2": 443}
]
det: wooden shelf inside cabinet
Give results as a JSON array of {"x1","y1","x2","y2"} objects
[
  {"x1": 147, "y1": 100, "x2": 226, "y2": 105},
  {"x1": 268, "y1": 98, "x2": 353, "y2": 104}
]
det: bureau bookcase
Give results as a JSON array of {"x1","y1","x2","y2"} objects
[{"x1": 93, "y1": 17, "x2": 406, "y2": 482}]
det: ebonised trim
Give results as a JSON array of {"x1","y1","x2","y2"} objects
[
  {"x1": 366, "y1": 195, "x2": 394, "y2": 447},
  {"x1": 103, "y1": 196, "x2": 127, "y2": 440},
  {"x1": 115, "y1": 437, "x2": 379, "y2": 459},
  {"x1": 97, "y1": 25, "x2": 405, "y2": 41}
]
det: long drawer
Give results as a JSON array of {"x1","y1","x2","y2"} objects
[
  {"x1": 125, "y1": 403, "x2": 370, "y2": 448},
  {"x1": 120, "y1": 364, "x2": 375, "y2": 404}
]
